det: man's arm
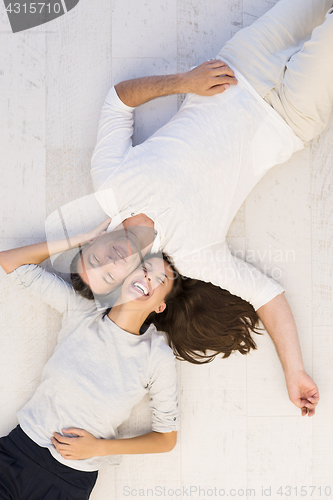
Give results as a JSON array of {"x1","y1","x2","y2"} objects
[
  {"x1": 115, "y1": 59, "x2": 238, "y2": 107},
  {"x1": 256, "y1": 293, "x2": 319, "y2": 416}
]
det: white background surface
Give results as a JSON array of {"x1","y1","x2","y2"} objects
[{"x1": 0, "y1": 0, "x2": 332, "y2": 499}]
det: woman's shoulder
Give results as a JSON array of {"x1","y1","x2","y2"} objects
[{"x1": 145, "y1": 324, "x2": 175, "y2": 361}]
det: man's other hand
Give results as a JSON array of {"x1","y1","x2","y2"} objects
[{"x1": 286, "y1": 370, "x2": 319, "y2": 416}]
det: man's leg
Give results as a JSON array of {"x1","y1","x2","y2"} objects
[
  {"x1": 217, "y1": 0, "x2": 333, "y2": 99},
  {"x1": 265, "y1": 8, "x2": 333, "y2": 142}
]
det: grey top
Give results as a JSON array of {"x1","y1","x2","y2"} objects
[{"x1": 8, "y1": 265, "x2": 179, "y2": 472}]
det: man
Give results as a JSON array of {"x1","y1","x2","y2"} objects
[{"x1": 71, "y1": 0, "x2": 333, "y2": 416}]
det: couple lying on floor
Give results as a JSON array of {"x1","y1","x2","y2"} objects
[{"x1": 1, "y1": 0, "x2": 330, "y2": 495}]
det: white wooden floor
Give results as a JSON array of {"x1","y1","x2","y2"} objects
[{"x1": 0, "y1": 0, "x2": 332, "y2": 499}]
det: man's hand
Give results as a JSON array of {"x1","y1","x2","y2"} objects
[
  {"x1": 80, "y1": 217, "x2": 112, "y2": 246},
  {"x1": 184, "y1": 59, "x2": 238, "y2": 96},
  {"x1": 52, "y1": 428, "x2": 103, "y2": 460},
  {"x1": 256, "y1": 294, "x2": 320, "y2": 417},
  {"x1": 286, "y1": 370, "x2": 319, "y2": 417}
]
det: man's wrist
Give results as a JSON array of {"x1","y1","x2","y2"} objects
[
  {"x1": 175, "y1": 72, "x2": 190, "y2": 94},
  {"x1": 285, "y1": 366, "x2": 306, "y2": 381}
]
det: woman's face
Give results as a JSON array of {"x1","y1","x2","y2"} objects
[{"x1": 119, "y1": 257, "x2": 175, "y2": 313}]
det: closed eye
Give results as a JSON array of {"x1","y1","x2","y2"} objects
[
  {"x1": 88, "y1": 254, "x2": 100, "y2": 268},
  {"x1": 103, "y1": 273, "x2": 114, "y2": 285}
]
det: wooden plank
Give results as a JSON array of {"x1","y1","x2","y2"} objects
[
  {"x1": 227, "y1": 203, "x2": 246, "y2": 239},
  {"x1": 112, "y1": 0, "x2": 177, "y2": 59},
  {"x1": 243, "y1": 0, "x2": 278, "y2": 28},
  {"x1": 313, "y1": 414, "x2": 333, "y2": 489},
  {"x1": 90, "y1": 469, "x2": 117, "y2": 500},
  {"x1": 180, "y1": 411, "x2": 247, "y2": 491},
  {"x1": 312, "y1": 326, "x2": 333, "y2": 487},
  {"x1": 177, "y1": 0, "x2": 236, "y2": 73},
  {"x1": 45, "y1": 0, "x2": 112, "y2": 150},
  {"x1": 179, "y1": 358, "x2": 247, "y2": 491},
  {"x1": 0, "y1": 30, "x2": 46, "y2": 239},
  {"x1": 45, "y1": 148, "x2": 95, "y2": 217},
  {"x1": 112, "y1": 57, "x2": 178, "y2": 145},
  {"x1": 247, "y1": 416, "x2": 313, "y2": 493},
  {"x1": 310, "y1": 116, "x2": 333, "y2": 325}
]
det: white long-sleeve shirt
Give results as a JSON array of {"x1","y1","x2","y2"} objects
[
  {"x1": 91, "y1": 68, "x2": 304, "y2": 311},
  {"x1": 8, "y1": 265, "x2": 179, "y2": 472}
]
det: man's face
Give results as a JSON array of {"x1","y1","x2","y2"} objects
[{"x1": 77, "y1": 227, "x2": 143, "y2": 295}]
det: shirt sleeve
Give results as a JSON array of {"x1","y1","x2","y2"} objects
[
  {"x1": 147, "y1": 332, "x2": 180, "y2": 434},
  {"x1": 7, "y1": 264, "x2": 86, "y2": 316},
  {"x1": 176, "y1": 240, "x2": 285, "y2": 312},
  {"x1": 90, "y1": 86, "x2": 135, "y2": 192},
  {"x1": 224, "y1": 251, "x2": 286, "y2": 311}
]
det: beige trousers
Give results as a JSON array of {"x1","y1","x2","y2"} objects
[{"x1": 217, "y1": 0, "x2": 333, "y2": 142}]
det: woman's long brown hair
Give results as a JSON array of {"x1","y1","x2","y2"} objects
[{"x1": 146, "y1": 274, "x2": 264, "y2": 365}]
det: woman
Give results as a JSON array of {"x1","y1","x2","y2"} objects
[{"x1": 0, "y1": 228, "x2": 181, "y2": 500}]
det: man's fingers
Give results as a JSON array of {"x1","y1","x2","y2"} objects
[
  {"x1": 206, "y1": 59, "x2": 235, "y2": 74},
  {"x1": 206, "y1": 75, "x2": 237, "y2": 94},
  {"x1": 205, "y1": 85, "x2": 228, "y2": 96},
  {"x1": 206, "y1": 58, "x2": 230, "y2": 67},
  {"x1": 298, "y1": 398, "x2": 317, "y2": 417},
  {"x1": 209, "y1": 73, "x2": 238, "y2": 87},
  {"x1": 301, "y1": 406, "x2": 316, "y2": 417},
  {"x1": 300, "y1": 397, "x2": 317, "y2": 409},
  {"x1": 210, "y1": 67, "x2": 235, "y2": 78}
]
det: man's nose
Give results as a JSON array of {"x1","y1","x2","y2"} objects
[{"x1": 104, "y1": 254, "x2": 123, "y2": 266}]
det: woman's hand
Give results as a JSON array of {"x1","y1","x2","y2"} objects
[
  {"x1": 183, "y1": 59, "x2": 238, "y2": 96},
  {"x1": 52, "y1": 428, "x2": 104, "y2": 460}
]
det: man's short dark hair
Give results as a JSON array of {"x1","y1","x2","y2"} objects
[{"x1": 70, "y1": 248, "x2": 95, "y2": 300}]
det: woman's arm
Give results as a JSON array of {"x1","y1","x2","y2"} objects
[
  {"x1": 52, "y1": 428, "x2": 177, "y2": 459},
  {"x1": 0, "y1": 219, "x2": 111, "y2": 274}
]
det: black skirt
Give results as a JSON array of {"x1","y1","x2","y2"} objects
[{"x1": 0, "y1": 425, "x2": 98, "y2": 500}]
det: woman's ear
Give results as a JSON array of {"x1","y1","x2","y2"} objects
[{"x1": 155, "y1": 302, "x2": 166, "y2": 314}]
